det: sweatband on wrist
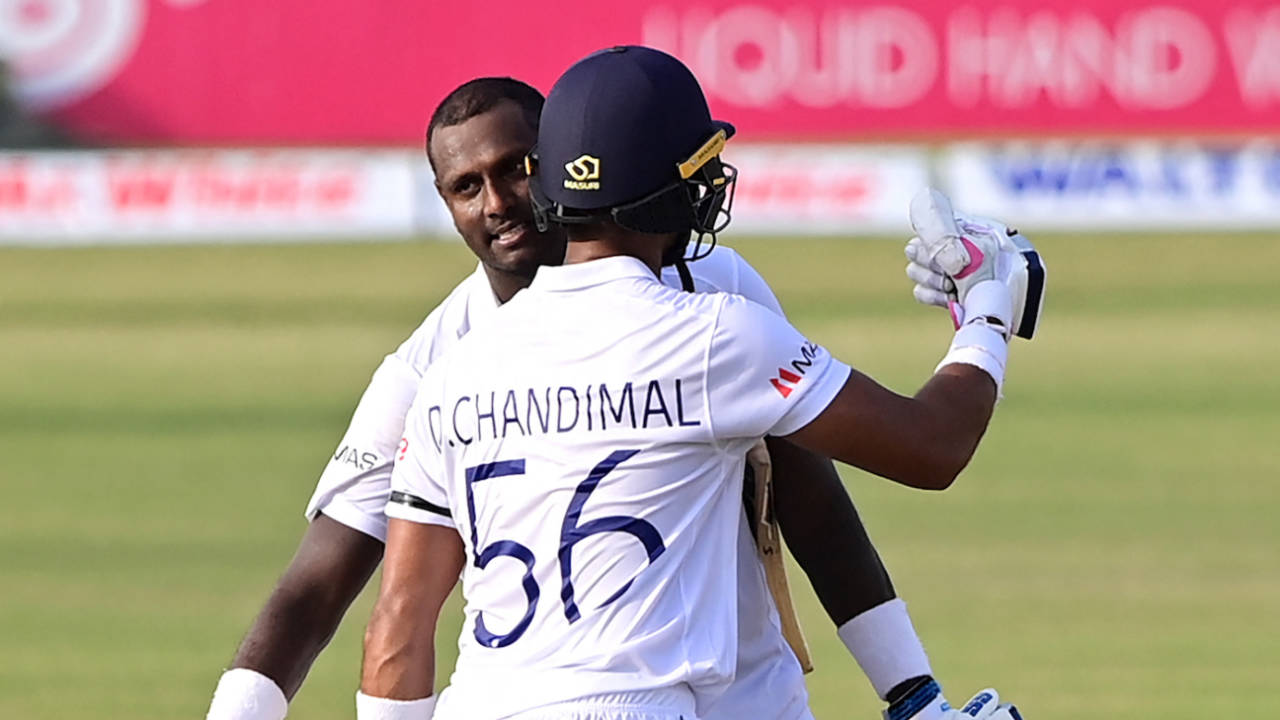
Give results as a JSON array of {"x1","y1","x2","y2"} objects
[
  {"x1": 837, "y1": 598, "x2": 934, "y2": 701},
  {"x1": 937, "y1": 320, "x2": 1008, "y2": 395},
  {"x1": 355, "y1": 691, "x2": 437, "y2": 720},
  {"x1": 884, "y1": 678, "x2": 950, "y2": 720},
  {"x1": 206, "y1": 668, "x2": 288, "y2": 720}
]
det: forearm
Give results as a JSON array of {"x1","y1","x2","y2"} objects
[
  {"x1": 908, "y1": 364, "x2": 997, "y2": 482},
  {"x1": 767, "y1": 436, "x2": 894, "y2": 626},
  {"x1": 230, "y1": 514, "x2": 384, "y2": 697},
  {"x1": 231, "y1": 583, "x2": 351, "y2": 697},
  {"x1": 360, "y1": 598, "x2": 438, "y2": 699},
  {"x1": 784, "y1": 361, "x2": 996, "y2": 492},
  {"x1": 360, "y1": 519, "x2": 463, "y2": 702},
  {"x1": 766, "y1": 438, "x2": 937, "y2": 703}
]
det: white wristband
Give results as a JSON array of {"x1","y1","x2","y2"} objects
[
  {"x1": 837, "y1": 599, "x2": 933, "y2": 700},
  {"x1": 206, "y1": 668, "x2": 288, "y2": 720},
  {"x1": 937, "y1": 320, "x2": 1008, "y2": 395},
  {"x1": 356, "y1": 691, "x2": 437, "y2": 720}
]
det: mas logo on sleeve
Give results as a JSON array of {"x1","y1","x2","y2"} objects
[{"x1": 769, "y1": 341, "x2": 823, "y2": 398}]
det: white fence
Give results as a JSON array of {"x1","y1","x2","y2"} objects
[
  {"x1": 941, "y1": 141, "x2": 1280, "y2": 231},
  {"x1": 2, "y1": 141, "x2": 1278, "y2": 245}
]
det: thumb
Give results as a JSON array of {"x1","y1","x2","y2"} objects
[{"x1": 909, "y1": 188, "x2": 970, "y2": 276}]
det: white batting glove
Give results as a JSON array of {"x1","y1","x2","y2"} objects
[
  {"x1": 904, "y1": 235, "x2": 954, "y2": 309},
  {"x1": 907, "y1": 188, "x2": 1046, "y2": 340},
  {"x1": 949, "y1": 689, "x2": 1023, "y2": 720},
  {"x1": 885, "y1": 679, "x2": 1024, "y2": 720}
]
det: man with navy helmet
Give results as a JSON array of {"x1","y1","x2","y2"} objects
[{"x1": 359, "y1": 46, "x2": 1040, "y2": 720}]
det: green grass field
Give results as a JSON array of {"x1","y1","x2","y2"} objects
[{"x1": 1, "y1": 234, "x2": 1276, "y2": 719}]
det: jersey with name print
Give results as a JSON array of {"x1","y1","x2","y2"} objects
[
  {"x1": 305, "y1": 245, "x2": 784, "y2": 542},
  {"x1": 388, "y1": 255, "x2": 851, "y2": 719},
  {"x1": 305, "y1": 244, "x2": 814, "y2": 719}
]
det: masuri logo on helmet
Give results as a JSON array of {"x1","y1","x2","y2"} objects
[{"x1": 563, "y1": 155, "x2": 601, "y2": 190}]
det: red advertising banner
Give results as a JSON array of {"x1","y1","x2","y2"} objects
[
  {"x1": 5, "y1": 0, "x2": 1280, "y2": 144},
  {"x1": 0, "y1": 150, "x2": 421, "y2": 241}
]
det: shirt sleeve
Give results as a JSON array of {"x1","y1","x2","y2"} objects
[
  {"x1": 386, "y1": 365, "x2": 455, "y2": 529},
  {"x1": 706, "y1": 295, "x2": 852, "y2": 440},
  {"x1": 302, "y1": 353, "x2": 422, "y2": 541},
  {"x1": 725, "y1": 249, "x2": 787, "y2": 319}
]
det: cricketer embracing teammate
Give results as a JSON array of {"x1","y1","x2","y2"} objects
[{"x1": 356, "y1": 47, "x2": 1042, "y2": 720}]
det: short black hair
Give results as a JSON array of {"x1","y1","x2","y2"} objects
[{"x1": 426, "y1": 77, "x2": 544, "y2": 169}]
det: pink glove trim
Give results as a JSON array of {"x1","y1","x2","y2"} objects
[
  {"x1": 953, "y1": 237, "x2": 985, "y2": 280},
  {"x1": 947, "y1": 300, "x2": 964, "y2": 330}
]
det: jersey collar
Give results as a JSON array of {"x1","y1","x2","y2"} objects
[
  {"x1": 465, "y1": 262, "x2": 502, "y2": 327},
  {"x1": 530, "y1": 255, "x2": 660, "y2": 292}
]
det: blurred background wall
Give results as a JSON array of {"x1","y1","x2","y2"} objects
[{"x1": 3, "y1": 0, "x2": 1279, "y2": 244}]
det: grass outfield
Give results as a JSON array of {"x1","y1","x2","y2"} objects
[{"x1": 1, "y1": 234, "x2": 1276, "y2": 719}]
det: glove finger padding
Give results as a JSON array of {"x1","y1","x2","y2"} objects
[
  {"x1": 905, "y1": 239, "x2": 956, "y2": 291},
  {"x1": 906, "y1": 260, "x2": 951, "y2": 292},
  {"x1": 913, "y1": 284, "x2": 951, "y2": 308},
  {"x1": 958, "y1": 689, "x2": 1000, "y2": 718},
  {"x1": 904, "y1": 237, "x2": 956, "y2": 310},
  {"x1": 956, "y1": 689, "x2": 1023, "y2": 720},
  {"x1": 907, "y1": 260, "x2": 952, "y2": 308}
]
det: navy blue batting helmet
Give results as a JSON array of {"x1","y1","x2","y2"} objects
[{"x1": 527, "y1": 46, "x2": 736, "y2": 255}]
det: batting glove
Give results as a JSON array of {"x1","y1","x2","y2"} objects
[
  {"x1": 904, "y1": 236, "x2": 954, "y2": 309},
  {"x1": 885, "y1": 679, "x2": 1023, "y2": 720},
  {"x1": 906, "y1": 188, "x2": 1046, "y2": 340}
]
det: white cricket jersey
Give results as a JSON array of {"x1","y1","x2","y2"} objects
[
  {"x1": 388, "y1": 255, "x2": 851, "y2": 719},
  {"x1": 304, "y1": 245, "x2": 823, "y2": 719}
]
